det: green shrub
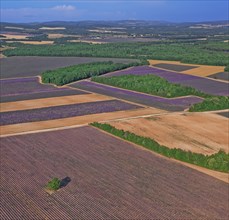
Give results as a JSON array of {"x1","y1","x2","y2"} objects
[
  {"x1": 90, "y1": 122, "x2": 229, "y2": 173},
  {"x1": 189, "y1": 96, "x2": 229, "y2": 112},
  {"x1": 46, "y1": 178, "x2": 61, "y2": 191}
]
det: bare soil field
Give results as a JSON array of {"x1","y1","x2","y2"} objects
[
  {"x1": 0, "y1": 93, "x2": 114, "y2": 112},
  {"x1": 1, "y1": 126, "x2": 228, "y2": 219},
  {"x1": 0, "y1": 56, "x2": 138, "y2": 79},
  {"x1": 208, "y1": 72, "x2": 229, "y2": 81},
  {"x1": 154, "y1": 63, "x2": 198, "y2": 72},
  {"x1": 108, "y1": 112, "x2": 229, "y2": 155},
  {"x1": 0, "y1": 108, "x2": 165, "y2": 136},
  {"x1": 6, "y1": 40, "x2": 54, "y2": 45},
  {"x1": 0, "y1": 100, "x2": 141, "y2": 126}
]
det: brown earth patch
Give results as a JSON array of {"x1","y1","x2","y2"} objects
[
  {"x1": 0, "y1": 108, "x2": 165, "y2": 136},
  {"x1": 108, "y1": 112, "x2": 229, "y2": 155},
  {"x1": 0, "y1": 93, "x2": 114, "y2": 112}
]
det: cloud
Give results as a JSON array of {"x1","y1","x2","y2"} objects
[{"x1": 52, "y1": 5, "x2": 76, "y2": 11}]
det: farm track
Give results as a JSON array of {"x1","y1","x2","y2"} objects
[{"x1": 1, "y1": 126, "x2": 228, "y2": 219}]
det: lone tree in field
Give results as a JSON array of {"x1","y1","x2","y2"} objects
[{"x1": 46, "y1": 178, "x2": 61, "y2": 191}]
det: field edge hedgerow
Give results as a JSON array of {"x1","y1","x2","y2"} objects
[
  {"x1": 41, "y1": 60, "x2": 148, "y2": 86},
  {"x1": 90, "y1": 122, "x2": 229, "y2": 173}
]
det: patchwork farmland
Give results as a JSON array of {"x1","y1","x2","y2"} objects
[{"x1": 1, "y1": 42, "x2": 229, "y2": 218}]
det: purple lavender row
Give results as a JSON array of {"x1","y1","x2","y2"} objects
[
  {"x1": 103, "y1": 66, "x2": 229, "y2": 96},
  {"x1": 0, "y1": 100, "x2": 142, "y2": 126},
  {"x1": 0, "y1": 76, "x2": 68, "y2": 96},
  {"x1": 0, "y1": 77, "x2": 39, "y2": 84},
  {"x1": 71, "y1": 81, "x2": 203, "y2": 111}
]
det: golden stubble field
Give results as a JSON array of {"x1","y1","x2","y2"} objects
[
  {"x1": 108, "y1": 112, "x2": 229, "y2": 155},
  {"x1": 148, "y1": 59, "x2": 225, "y2": 76}
]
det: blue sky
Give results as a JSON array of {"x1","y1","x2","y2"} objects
[{"x1": 1, "y1": 0, "x2": 228, "y2": 23}]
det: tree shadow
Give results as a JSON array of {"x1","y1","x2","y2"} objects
[{"x1": 60, "y1": 177, "x2": 71, "y2": 188}]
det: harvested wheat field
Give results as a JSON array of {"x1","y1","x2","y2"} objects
[
  {"x1": 39, "y1": 26, "x2": 66, "y2": 30},
  {"x1": 148, "y1": 59, "x2": 225, "y2": 77},
  {"x1": 0, "y1": 93, "x2": 114, "y2": 112},
  {"x1": 6, "y1": 41, "x2": 54, "y2": 45},
  {"x1": 109, "y1": 112, "x2": 229, "y2": 155},
  {"x1": 0, "y1": 34, "x2": 28, "y2": 39},
  {"x1": 1, "y1": 126, "x2": 228, "y2": 219},
  {"x1": 0, "y1": 108, "x2": 164, "y2": 136}
]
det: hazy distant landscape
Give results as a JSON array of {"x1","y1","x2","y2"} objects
[{"x1": 0, "y1": 0, "x2": 229, "y2": 219}]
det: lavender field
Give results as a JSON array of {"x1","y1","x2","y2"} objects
[
  {"x1": 0, "y1": 77, "x2": 64, "y2": 96},
  {"x1": 0, "y1": 100, "x2": 141, "y2": 125},
  {"x1": 70, "y1": 81, "x2": 203, "y2": 111},
  {"x1": 0, "y1": 76, "x2": 88, "y2": 103},
  {"x1": 104, "y1": 66, "x2": 229, "y2": 96}
]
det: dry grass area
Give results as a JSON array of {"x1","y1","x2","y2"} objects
[
  {"x1": 68, "y1": 40, "x2": 106, "y2": 44},
  {"x1": 0, "y1": 94, "x2": 114, "y2": 112},
  {"x1": 0, "y1": 34, "x2": 28, "y2": 39},
  {"x1": 39, "y1": 27, "x2": 66, "y2": 30},
  {"x1": 5, "y1": 26, "x2": 24, "y2": 30},
  {"x1": 183, "y1": 66, "x2": 225, "y2": 76},
  {"x1": 47, "y1": 34, "x2": 81, "y2": 39},
  {"x1": 0, "y1": 108, "x2": 165, "y2": 136},
  {"x1": 6, "y1": 41, "x2": 54, "y2": 45},
  {"x1": 148, "y1": 59, "x2": 225, "y2": 77},
  {"x1": 108, "y1": 112, "x2": 229, "y2": 155}
]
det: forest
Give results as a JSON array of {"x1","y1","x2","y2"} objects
[{"x1": 3, "y1": 41, "x2": 228, "y2": 70}]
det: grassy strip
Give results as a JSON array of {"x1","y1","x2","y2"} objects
[
  {"x1": 92, "y1": 74, "x2": 208, "y2": 98},
  {"x1": 189, "y1": 96, "x2": 229, "y2": 112},
  {"x1": 41, "y1": 61, "x2": 147, "y2": 86},
  {"x1": 91, "y1": 122, "x2": 229, "y2": 173}
]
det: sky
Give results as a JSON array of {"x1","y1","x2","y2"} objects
[{"x1": 1, "y1": 0, "x2": 228, "y2": 23}]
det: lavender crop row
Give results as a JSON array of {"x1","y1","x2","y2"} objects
[
  {"x1": 0, "y1": 76, "x2": 65, "y2": 96},
  {"x1": 70, "y1": 81, "x2": 203, "y2": 111},
  {"x1": 0, "y1": 100, "x2": 141, "y2": 125},
  {"x1": 104, "y1": 66, "x2": 229, "y2": 96}
]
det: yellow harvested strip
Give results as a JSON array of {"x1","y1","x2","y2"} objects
[
  {"x1": 148, "y1": 60, "x2": 188, "y2": 66},
  {"x1": 0, "y1": 108, "x2": 166, "y2": 136},
  {"x1": 0, "y1": 94, "x2": 114, "y2": 112},
  {"x1": 182, "y1": 66, "x2": 225, "y2": 77},
  {"x1": 6, "y1": 41, "x2": 54, "y2": 45},
  {"x1": 148, "y1": 59, "x2": 225, "y2": 77}
]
